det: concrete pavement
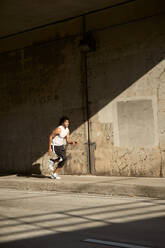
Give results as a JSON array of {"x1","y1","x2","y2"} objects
[
  {"x1": 0, "y1": 189, "x2": 165, "y2": 248},
  {"x1": 0, "y1": 174, "x2": 165, "y2": 199}
]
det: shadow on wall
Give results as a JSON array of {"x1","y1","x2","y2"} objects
[
  {"x1": 0, "y1": 14, "x2": 165, "y2": 175},
  {"x1": 0, "y1": 198, "x2": 165, "y2": 247}
]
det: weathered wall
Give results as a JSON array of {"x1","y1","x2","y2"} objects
[
  {"x1": 0, "y1": 34, "x2": 88, "y2": 175},
  {"x1": 87, "y1": 14, "x2": 165, "y2": 176},
  {"x1": 0, "y1": 0, "x2": 165, "y2": 177}
]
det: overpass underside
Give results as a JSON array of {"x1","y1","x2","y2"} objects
[{"x1": 0, "y1": 0, "x2": 165, "y2": 177}]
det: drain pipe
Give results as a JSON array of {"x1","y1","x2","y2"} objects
[{"x1": 80, "y1": 15, "x2": 92, "y2": 174}]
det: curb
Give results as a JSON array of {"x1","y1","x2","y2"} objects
[{"x1": 0, "y1": 176, "x2": 165, "y2": 199}]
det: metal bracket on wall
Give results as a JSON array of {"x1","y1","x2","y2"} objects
[
  {"x1": 84, "y1": 142, "x2": 96, "y2": 174},
  {"x1": 79, "y1": 32, "x2": 96, "y2": 52},
  {"x1": 90, "y1": 142, "x2": 96, "y2": 150},
  {"x1": 90, "y1": 142, "x2": 96, "y2": 174}
]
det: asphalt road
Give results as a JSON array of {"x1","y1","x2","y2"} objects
[{"x1": 0, "y1": 189, "x2": 165, "y2": 248}]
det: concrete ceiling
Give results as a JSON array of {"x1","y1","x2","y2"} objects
[{"x1": 0, "y1": 0, "x2": 131, "y2": 38}]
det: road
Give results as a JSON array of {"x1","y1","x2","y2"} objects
[{"x1": 0, "y1": 189, "x2": 165, "y2": 248}]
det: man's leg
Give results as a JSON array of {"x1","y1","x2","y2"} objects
[
  {"x1": 52, "y1": 146, "x2": 67, "y2": 179},
  {"x1": 49, "y1": 155, "x2": 61, "y2": 170},
  {"x1": 48, "y1": 145, "x2": 58, "y2": 171}
]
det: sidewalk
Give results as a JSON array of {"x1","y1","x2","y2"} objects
[{"x1": 0, "y1": 174, "x2": 165, "y2": 199}]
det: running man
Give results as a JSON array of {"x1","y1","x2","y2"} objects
[{"x1": 48, "y1": 116, "x2": 77, "y2": 179}]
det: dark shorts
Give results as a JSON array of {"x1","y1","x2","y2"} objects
[{"x1": 51, "y1": 145, "x2": 66, "y2": 168}]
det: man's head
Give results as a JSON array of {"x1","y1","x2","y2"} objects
[{"x1": 59, "y1": 116, "x2": 70, "y2": 128}]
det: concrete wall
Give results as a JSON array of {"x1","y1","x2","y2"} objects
[
  {"x1": 0, "y1": 0, "x2": 165, "y2": 177},
  {"x1": 0, "y1": 28, "x2": 88, "y2": 175},
  {"x1": 87, "y1": 14, "x2": 165, "y2": 177}
]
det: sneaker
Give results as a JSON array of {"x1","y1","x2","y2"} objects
[
  {"x1": 53, "y1": 173, "x2": 61, "y2": 180},
  {"x1": 50, "y1": 174, "x2": 56, "y2": 179}
]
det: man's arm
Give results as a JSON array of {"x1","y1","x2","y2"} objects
[
  {"x1": 66, "y1": 130, "x2": 77, "y2": 145},
  {"x1": 48, "y1": 127, "x2": 61, "y2": 154}
]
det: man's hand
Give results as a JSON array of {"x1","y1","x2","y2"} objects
[{"x1": 72, "y1": 141, "x2": 77, "y2": 145}]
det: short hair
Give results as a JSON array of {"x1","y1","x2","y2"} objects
[{"x1": 59, "y1": 116, "x2": 70, "y2": 125}]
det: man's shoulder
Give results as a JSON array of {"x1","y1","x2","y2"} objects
[{"x1": 52, "y1": 126, "x2": 61, "y2": 133}]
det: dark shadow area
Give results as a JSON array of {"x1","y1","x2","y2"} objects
[
  {"x1": 31, "y1": 163, "x2": 41, "y2": 175},
  {"x1": 16, "y1": 173, "x2": 49, "y2": 179},
  {"x1": 0, "y1": 173, "x2": 16, "y2": 177},
  {"x1": 0, "y1": 10, "x2": 165, "y2": 175}
]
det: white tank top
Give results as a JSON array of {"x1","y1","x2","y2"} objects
[{"x1": 52, "y1": 125, "x2": 69, "y2": 146}]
